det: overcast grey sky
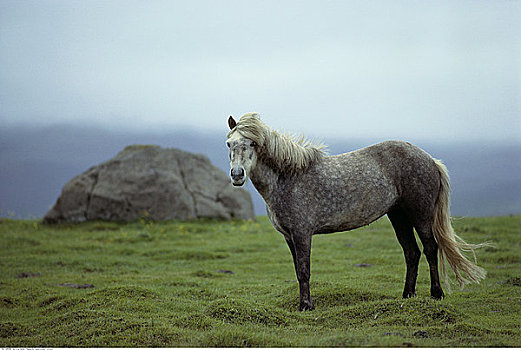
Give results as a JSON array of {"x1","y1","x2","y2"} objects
[{"x1": 1, "y1": 0, "x2": 520, "y2": 142}]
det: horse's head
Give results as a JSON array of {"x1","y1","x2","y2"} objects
[{"x1": 226, "y1": 115, "x2": 259, "y2": 186}]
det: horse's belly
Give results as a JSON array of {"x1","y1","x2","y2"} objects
[
  {"x1": 314, "y1": 182, "x2": 398, "y2": 234},
  {"x1": 315, "y1": 210, "x2": 387, "y2": 234}
]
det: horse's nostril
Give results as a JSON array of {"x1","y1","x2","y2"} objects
[{"x1": 231, "y1": 167, "x2": 245, "y2": 178}]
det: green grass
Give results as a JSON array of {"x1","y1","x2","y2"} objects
[{"x1": 1, "y1": 215, "x2": 520, "y2": 347}]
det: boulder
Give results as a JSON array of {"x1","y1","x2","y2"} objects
[{"x1": 42, "y1": 145, "x2": 254, "y2": 223}]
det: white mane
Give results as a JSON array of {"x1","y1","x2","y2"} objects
[{"x1": 228, "y1": 113, "x2": 327, "y2": 175}]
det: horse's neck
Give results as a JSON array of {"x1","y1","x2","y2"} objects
[{"x1": 249, "y1": 160, "x2": 279, "y2": 204}]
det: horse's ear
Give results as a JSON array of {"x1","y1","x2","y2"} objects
[{"x1": 228, "y1": 116, "x2": 237, "y2": 130}]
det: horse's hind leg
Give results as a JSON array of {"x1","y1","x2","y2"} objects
[
  {"x1": 388, "y1": 209, "x2": 421, "y2": 298},
  {"x1": 414, "y1": 221, "x2": 444, "y2": 299}
]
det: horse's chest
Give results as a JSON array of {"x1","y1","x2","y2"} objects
[
  {"x1": 266, "y1": 188, "x2": 318, "y2": 236},
  {"x1": 266, "y1": 205, "x2": 290, "y2": 238}
]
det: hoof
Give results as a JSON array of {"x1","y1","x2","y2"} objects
[
  {"x1": 430, "y1": 288, "x2": 445, "y2": 300},
  {"x1": 299, "y1": 300, "x2": 315, "y2": 311},
  {"x1": 402, "y1": 291, "x2": 416, "y2": 299}
]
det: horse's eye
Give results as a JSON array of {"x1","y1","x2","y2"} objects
[
  {"x1": 226, "y1": 142, "x2": 230, "y2": 148},
  {"x1": 250, "y1": 141, "x2": 256, "y2": 147}
]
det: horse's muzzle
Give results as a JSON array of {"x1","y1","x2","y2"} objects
[{"x1": 230, "y1": 167, "x2": 245, "y2": 186}]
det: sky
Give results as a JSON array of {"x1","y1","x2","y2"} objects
[{"x1": 1, "y1": 0, "x2": 520, "y2": 143}]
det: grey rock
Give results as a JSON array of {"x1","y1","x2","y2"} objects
[{"x1": 42, "y1": 145, "x2": 254, "y2": 223}]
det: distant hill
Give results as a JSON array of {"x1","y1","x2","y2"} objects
[{"x1": 1, "y1": 124, "x2": 520, "y2": 218}]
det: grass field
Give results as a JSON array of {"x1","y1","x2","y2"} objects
[{"x1": 1, "y1": 215, "x2": 520, "y2": 347}]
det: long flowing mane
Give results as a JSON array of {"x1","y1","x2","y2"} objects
[{"x1": 228, "y1": 113, "x2": 327, "y2": 175}]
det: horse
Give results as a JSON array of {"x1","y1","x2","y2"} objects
[{"x1": 226, "y1": 112, "x2": 487, "y2": 311}]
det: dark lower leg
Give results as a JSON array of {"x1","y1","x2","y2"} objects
[
  {"x1": 298, "y1": 280, "x2": 313, "y2": 311},
  {"x1": 285, "y1": 236, "x2": 297, "y2": 267},
  {"x1": 416, "y1": 225, "x2": 444, "y2": 299},
  {"x1": 403, "y1": 249, "x2": 421, "y2": 298},
  {"x1": 388, "y1": 210, "x2": 421, "y2": 298},
  {"x1": 425, "y1": 244, "x2": 444, "y2": 299},
  {"x1": 292, "y1": 234, "x2": 314, "y2": 311}
]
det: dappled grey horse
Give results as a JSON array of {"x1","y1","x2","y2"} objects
[{"x1": 226, "y1": 113, "x2": 486, "y2": 311}]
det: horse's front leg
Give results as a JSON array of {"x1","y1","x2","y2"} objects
[
  {"x1": 289, "y1": 233, "x2": 314, "y2": 311},
  {"x1": 284, "y1": 236, "x2": 297, "y2": 267}
]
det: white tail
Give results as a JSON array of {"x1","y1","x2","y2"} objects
[{"x1": 432, "y1": 159, "x2": 488, "y2": 290}]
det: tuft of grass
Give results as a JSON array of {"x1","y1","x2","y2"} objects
[
  {"x1": 207, "y1": 297, "x2": 289, "y2": 327},
  {"x1": 1, "y1": 215, "x2": 520, "y2": 347}
]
